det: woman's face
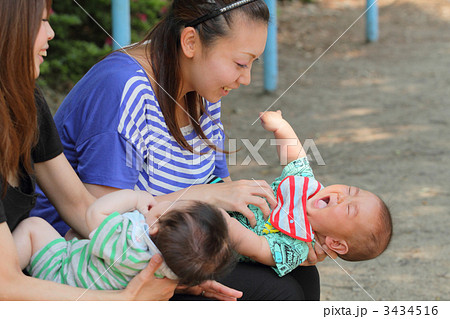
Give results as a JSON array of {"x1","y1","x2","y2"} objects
[
  {"x1": 186, "y1": 16, "x2": 268, "y2": 103},
  {"x1": 33, "y1": 8, "x2": 54, "y2": 78}
]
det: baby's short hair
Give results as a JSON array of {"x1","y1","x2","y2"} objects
[
  {"x1": 153, "y1": 201, "x2": 236, "y2": 286},
  {"x1": 339, "y1": 196, "x2": 392, "y2": 262}
]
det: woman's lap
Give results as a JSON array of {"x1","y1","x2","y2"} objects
[{"x1": 171, "y1": 262, "x2": 320, "y2": 301}]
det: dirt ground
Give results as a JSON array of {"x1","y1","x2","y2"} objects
[{"x1": 222, "y1": 0, "x2": 450, "y2": 301}]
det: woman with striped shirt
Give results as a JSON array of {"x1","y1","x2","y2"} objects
[{"x1": 32, "y1": 0, "x2": 323, "y2": 300}]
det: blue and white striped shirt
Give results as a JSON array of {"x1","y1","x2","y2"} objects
[
  {"x1": 117, "y1": 67, "x2": 228, "y2": 195},
  {"x1": 31, "y1": 52, "x2": 229, "y2": 234}
]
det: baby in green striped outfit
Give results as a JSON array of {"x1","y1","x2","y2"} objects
[{"x1": 12, "y1": 190, "x2": 236, "y2": 289}]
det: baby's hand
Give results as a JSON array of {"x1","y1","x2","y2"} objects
[
  {"x1": 259, "y1": 110, "x2": 286, "y2": 132},
  {"x1": 136, "y1": 190, "x2": 157, "y2": 215}
]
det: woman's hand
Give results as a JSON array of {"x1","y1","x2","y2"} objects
[
  {"x1": 154, "y1": 179, "x2": 276, "y2": 227},
  {"x1": 206, "y1": 180, "x2": 276, "y2": 227},
  {"x1": 176, "y1": 280, "x2": 243, "y2": 301},
  {"x1": 299, "y1": 242, "x2": 337, "y2": 266},
  {"x1": 123, "y1": 254, "x2": 177, "y2": 300}
]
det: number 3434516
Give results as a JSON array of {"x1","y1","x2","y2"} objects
[{"x1": 383, "y1": 305, "x2": 439, "y2": 316}]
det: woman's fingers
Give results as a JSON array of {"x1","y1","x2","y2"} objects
[
  {"x1": 247, "y1": 180, "x2": 277, "y2": 209},
  {"x1": 299, "y1": 242, "x2": 322, "y2": 266},
  {"x1": 305, "y1": 242, "x2": 318, "y2": 265},
  {"x1": 125, "y1": 254, "x2": 177, "y2": 300},
  {"x1": 199, "y1": 280, "x2": 243, "y2": 301},
  {"x1": 316, "y1": 242, "x2": 338, "y2": 260},
  {"x1": 203, "y1": 180, "x2": 276, "y2": 226},
  {"x1": 243, "y1": 195, "x2": 271, "y2": 222},
  {"x1": 235, "y1": 180, "x2": 275, "y2": 222},
  {"x1": 235, "y1": 205, "x2": 257, "y2": 227},
  {"x1": 176, "y1": 280, "x2": 242, "y2": 301},
  {"x1": 299, "y1": 241, "x2": 337, "y2": 266}
]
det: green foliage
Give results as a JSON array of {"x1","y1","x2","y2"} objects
[{"x1": 38, "y1": 0, "x2": 168, "y2": 90}]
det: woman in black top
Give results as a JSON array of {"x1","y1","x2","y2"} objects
[{"x1": 0, "y1": 0, "x2": 179, "y2": 300}]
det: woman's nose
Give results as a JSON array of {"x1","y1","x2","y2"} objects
[
  {"x1": 238, "y1": 68, "x2": 251, "y2": 86},
  {"x1": 46, "y1": 22, "x2": 55, "y2": 41}
]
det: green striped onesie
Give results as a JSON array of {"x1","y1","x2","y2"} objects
[{"x1": 27, "y1": 211, "x2": 177, "y2": 290}]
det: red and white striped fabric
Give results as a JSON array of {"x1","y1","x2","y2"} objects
[{"x1": 269, "y1": 176, "x2": 323, "y2": 242}]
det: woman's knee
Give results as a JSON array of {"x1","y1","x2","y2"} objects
[{"x1": 289, "y1": 266, "x2": 321, "y2": 301}]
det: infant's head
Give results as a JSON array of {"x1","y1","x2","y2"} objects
[
  {"x1": 306, "y1": 184, "x2": 392, "y2": 261},
  {"x1": 148, "y1": 200, "x2": 236, "y2": 286}
]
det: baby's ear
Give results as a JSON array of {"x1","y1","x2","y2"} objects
[
  {"x1": 325, "y1": 236, "x2": 349, "y2": 255},
  {"x1": 148, "y1": 223, "x2": 159, "y2": 236}
]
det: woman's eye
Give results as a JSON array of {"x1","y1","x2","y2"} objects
[{"x1": 236, "y1": 63, "x2": 248, "y2": 69}]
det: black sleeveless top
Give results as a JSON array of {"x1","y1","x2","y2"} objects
[{"x1": 0, "y1": 90, "x2": 63, "y2": 231}]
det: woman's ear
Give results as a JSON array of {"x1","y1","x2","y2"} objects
[
  {"x1": 180, "y1": 27, "x2": 197, "y2": 58},
  {"x1": 325, "y1": 236, "x2": 349, "y2": 255}
]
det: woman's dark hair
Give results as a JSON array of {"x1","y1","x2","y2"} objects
[
  {"x1": 153, "y1": 201, "x2": 237, "y2": 286},
  {"x1": 131, "y1": 0, "x2": 269, "y2": 153},
  {"x1": 0, "y1": 0, "x2": 52, "y2": 195}
]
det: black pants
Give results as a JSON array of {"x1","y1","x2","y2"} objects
[{"x1": 171, "y1": 262, "x2": 320, "y2": 301}]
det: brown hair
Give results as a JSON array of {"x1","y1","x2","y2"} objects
[
  {"x1": 0, "y1": 0, "x2": 52, "y2": 194},
  {"x1": 339, "y1": 197, "x2": 393, "y2": 261},
  {"x1": 130, "y1": 0, "x2": 269, "y2": 153},
  {"x1": 153, "y1": 201, "x2": 236, "y2": 286}
]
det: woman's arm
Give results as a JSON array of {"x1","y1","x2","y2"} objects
[
  {"x1": 0, "y1": 223, "x2": 176, "y2": 300},
  {"x1": 34, "y1": 153, "x2": 96, "y2": 238},
  {"x1": 86, "y1": 179, "x2": 277, "y2": 228},
  {"x1": 175, "y1": 180, "x2": 276, "y2": 226}
]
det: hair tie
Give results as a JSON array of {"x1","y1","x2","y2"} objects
[{"x1": 185, "y1": 0, "x2": 258, "y2": 27}]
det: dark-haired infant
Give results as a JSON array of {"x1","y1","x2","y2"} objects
[{"x1": 12, "y1": 190, "x2": 235, "y2": 288}]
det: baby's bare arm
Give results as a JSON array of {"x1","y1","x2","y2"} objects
[
  {"x1": 86, "y1": 190, "x2": 156, "y2": 232},
  {"x1": 260, "y1": 110, "x2": 306, "y2": 164},
  {"x1": 221, "y1": 211, "x2": 275, "y2": 266}
]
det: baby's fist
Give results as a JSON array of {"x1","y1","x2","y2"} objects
[
  {"x1": 259, "y1": 110, "x2": 285, "y2": 132},
  {"x1": 136, "y1": 190, "x2": 156, "y2": 214}
]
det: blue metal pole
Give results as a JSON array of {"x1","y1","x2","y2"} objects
[
  {"x1": 112, "y1": 0, "x2": 131, "y2": 50},
  {"x1": 366, "y1": 0, "x2": 379, "y2": 42},
  {"x1": 263, "y1": 0, "x2": 278, "y2": 92}
]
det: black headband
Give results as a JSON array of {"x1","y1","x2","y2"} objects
[{"x1": 185, "y1": 0, "x2": 258, "y2": 28}]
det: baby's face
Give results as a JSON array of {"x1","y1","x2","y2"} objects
[{"x1": 306, "y1": 184, "x2": 380, "y2": 239}]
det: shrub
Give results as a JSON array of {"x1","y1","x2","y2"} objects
[{"x1": 39, "y1": 0, "x2": 168, "y2": 91}]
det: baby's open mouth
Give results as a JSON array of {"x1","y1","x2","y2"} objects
[{"x1": 316, "y1": 196, "x2": 330, "y2": 209}]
